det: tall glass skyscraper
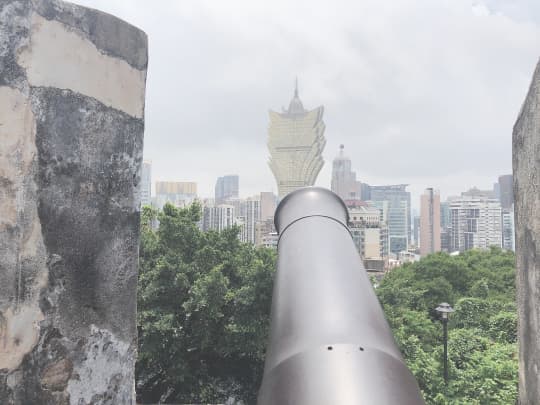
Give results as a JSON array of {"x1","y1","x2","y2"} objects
[
  {"x1": 369, "y1": 184, "x2": 411, "y2": 255},
  {"x1": 268, "y1": 81, "x2": 326, "y2": 199},
  {"x1": 215, "y1": 175, "x2": 239, "y2": 204}
]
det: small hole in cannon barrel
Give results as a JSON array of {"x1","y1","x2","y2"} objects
[
  {"x1": 327, "y1": 346, "x2": 333, "y2": 351},
  {"x1": 359, "y1": 347, "x2": 364, "y2": 351}
]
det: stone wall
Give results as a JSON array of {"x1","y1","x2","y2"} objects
[
  {"x1": 0, "y1": 0, "x2": 147, "y2": 403},
  {"x1": 514, "y1": 59, "x2": 540, "y2": 404}
]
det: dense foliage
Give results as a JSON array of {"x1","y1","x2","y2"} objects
[
  {"x1": 136, "y1": 204, "x2": 517, "y2": 404},
  {"x1": 136, "y1": 204, "x2": 275, "y2": 404},
  {"x1": 377, "y1": 248, "x2": 518, "y2": 404}
]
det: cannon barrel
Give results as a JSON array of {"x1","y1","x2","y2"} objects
[{"x1": 257, "y1": 187, "x2": 425, "y2": 405}]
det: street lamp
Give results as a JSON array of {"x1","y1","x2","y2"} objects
[{"x1": 435, "y1": 302, "x2": 454, "y2": 385}]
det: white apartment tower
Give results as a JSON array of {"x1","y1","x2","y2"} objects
[
  {"x1": 239, "y1": 197, "x2": 261, "y2": 244},
  {"x1": 450, "y1": 198, "x2": 502, "y2": 252},
  {"x1": 202, "y1": 205, "x2": 236, "y2": 232},
  {"x1": 140, "y1": 161, "x2": 152, "y2": 207},
  {"x1": 268, "y1": 81, "x2": 326, "y2": 199}
]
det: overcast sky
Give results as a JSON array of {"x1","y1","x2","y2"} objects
[{"x1": 72, "y1": 0, "x2": 540, "y2": 208}]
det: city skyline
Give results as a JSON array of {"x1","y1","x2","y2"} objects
[
  {"x1": 70, "y1": 0, "x2": 540, "y2": 208},
  {"x1": 144, "y1": 168, "x2": 513, "y2": 212},
  {"x1": 142, "y1": 160, "x2": 515, "y2": 256}
]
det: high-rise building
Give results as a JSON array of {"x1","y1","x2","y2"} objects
[
  {"x1": 493, "y1": 182, "x2": 500, "y2": 200},
  {"x1": 238, "y1": 197, "x2": 260, "y2": 244},
  {"x1": 420, "y1": 188, "x2": 441, "y2": 256},
  {"x1": 440, "y1": 201, "x2": 451, "y2": 229},
  {"x1": 261, "y1": 232, "x2": 279, "y2": 249},
  {"x1": 359, "y1": 183, "x2": 372, "y2": 201},
  {"x1": 440, "y1": 230, "x2": 451, "y2": 253},
  {"x1": 140, "y1": 160, "x2": 152, "y2": 207},
  {"x1": 221, "y1": 197, "x2": 242, "y2": 217},
  {"x1": 440, "y1": 201, "x2": 452, "y2": 252},
  {"x1": 413, "y1": 215, "x2": 420, "y2": 246},
  {"x1": 498, "y1": 175, "x2": 514, "y2": 210},
  {"x1": 260, "y1": 192, "x2": 277, "y2": 221},
  {"x1": 501, "y1": 207, "x2": 515, "y2": 251},
  {"x1": 267, "y1": 81, "x2": 326, "y2": 199},
  {"x1": 215, "y1": 175, "x2": 239, "y2": 204},
  {"x1": 155, "y1": 181, "x2": 197, "y2": 195},
  {"x1": 449, "y1": 198, "x2": 502, "y2": 252},
  {"x1": 367, "y1": 200, "x2": 389, "y2": 225},
  {"x1": 331, "y1": 144, "x2": 361, "y2": 201},
  {"x1": 255, "y1": 218, "x2": 277, "y2": 247},
  {"x1": 369, "y1": 185, "x2": 411, "y2": 255},
  {"x1": 155, "y1": 181, "x2": 197, "y2": 208},
  {"x1": 348, "y1": 205, "x2": 388, "y2": 260},
  {"x1": 202, "y1": 204, "x2": 236, "y2": 232},
  {"x1": 461, "y1": 187, "x2": 495, "y2": 199}
]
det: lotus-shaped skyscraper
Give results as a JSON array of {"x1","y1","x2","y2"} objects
[{"x1": 268, "y1": 82, "x2": 326, "y2": 199}]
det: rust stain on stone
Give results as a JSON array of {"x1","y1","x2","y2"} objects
[{"x1": 41, "y1": 358, "x2": 73, "y2": 391}]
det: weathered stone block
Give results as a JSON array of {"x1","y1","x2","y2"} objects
[
  {"x1": 514, "y1": 59, "x2": 540, "y2": 404},
  {"x1": 0, "y1": 0, "x2": 147, "y2": 403}
]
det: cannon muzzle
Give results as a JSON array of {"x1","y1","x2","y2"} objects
[{"x1": 257, "y1": 187, "x2": 425, "y2": 405}]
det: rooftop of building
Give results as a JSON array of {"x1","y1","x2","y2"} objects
[
  {"x1": 333, "y1": 144, "x2": 350, "y2": 162},
  {"x1": 344, "y1": 199, "x2": 368, "y2": 208},
  {"x1": 370, "y1": 184, "x2": 409, "y2": 191},
  {"x1": 272, "y1": 79, "x2": 324, "y2": 118},
  {"x1": 287, "y1": 79, "x2": 306, "y2": 115}
]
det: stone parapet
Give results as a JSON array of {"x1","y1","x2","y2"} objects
[
  {"x1": 0, "y1": 0, "x2": 147, "y2": 403},
  {"x1": 514, "y1": 59, "x2": 540, "y2": 405}
]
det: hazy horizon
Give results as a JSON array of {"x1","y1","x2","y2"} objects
[{"x1": 71, "y1": 0, "x2": 540, "y2": 207}]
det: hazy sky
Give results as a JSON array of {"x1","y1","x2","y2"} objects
[{"x1": 72, "y1": 0, "x2": 540, "y2": 207}]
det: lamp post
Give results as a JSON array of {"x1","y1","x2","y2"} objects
[{"x1": 435, "y1": 302, "x2": 454, "y2": 385}]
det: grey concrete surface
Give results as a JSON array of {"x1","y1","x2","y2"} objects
[
  {"x1": 0, "y1": 0, "x2": 147, "y2": 403},
  {"x1": 514, "y1": 58, "x2": 540, "y2": 405}
]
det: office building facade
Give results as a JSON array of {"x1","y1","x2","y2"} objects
[
  {"x1": 348, "y1": 205, "x2": 388, "y2": 260},
  {"x1": 215, "y1": 175, "x2": 239, "y2": 204},
  {"x1": 369, "y1": 185, "x2": 411, "y2": 255},
  {"x1": 501, "y1": 207, "x2": 515, "y2": 251},
  {"x1": 413, "y1": 215, "x2": 420, "y2": 247},
  {"x1": 420, "y1": 188, "x2": 441, "y2": 256},
  {"x1": 498, "y1": 174, "x2": 514, "y2": 210},
  {"x1": 155, "y1": 181, "x2": 197, "y2": 208},
  {"x1": 238, "y1": 197, "x2": 261, "y2": 244},
  {"x1": 440, "y1": 201, "x2": 452, "y2": 252},
  {"x1": 140, "y1": 161, "x2": 152, "y2": 207},
  {"x1": 202, "y1": 204, "x2": 236, "y2": 232}
]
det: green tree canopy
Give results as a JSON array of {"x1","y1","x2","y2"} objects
[
  {"x1": 376, "y1": 249, "x2": 517, "y2": 404},
  {"x1": 136, "y1": 204, "x2": 275, "y2": 404}
]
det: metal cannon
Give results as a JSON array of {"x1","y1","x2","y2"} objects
[{"x1": 257, "y1": 187, "x2": 425, "y2": 405}]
